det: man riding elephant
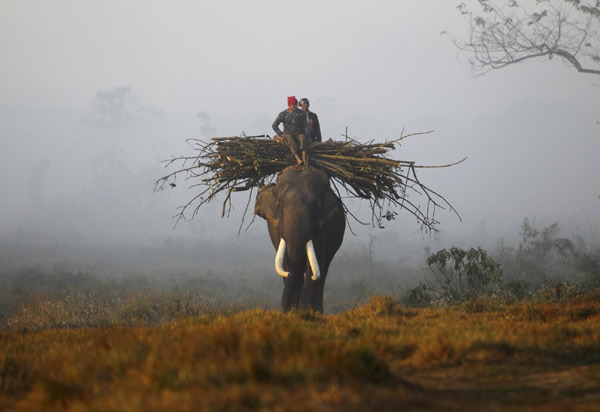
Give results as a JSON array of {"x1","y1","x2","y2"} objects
[
  {"x1": 272, "y1": 96, "x2": 309, "y2": 165},
  {"x1": 299, "y1": 98, "x2": 321, "y2": 143},
  {"x1": 299, "y1": 98, "x2": 322, "y2": 165}
]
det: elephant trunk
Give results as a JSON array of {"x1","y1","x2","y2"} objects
[
  {"x1": 306, "y1": 239, "x2": 320, "y2": 281},
  {"x1": 275, "y1": 238, "x2": 289, "y2": 278}
]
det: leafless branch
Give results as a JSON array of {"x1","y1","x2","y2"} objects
[{"x1": 451, "y1": 0, "x2": 600, "y2": 75}]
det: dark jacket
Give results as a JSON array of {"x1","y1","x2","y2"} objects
[
  {"x1": 304, "y1": 110, "x2": 322, "y2": 142},
  {"x1": 272, "y1": 108, "x2": 306, "y2": 137}
]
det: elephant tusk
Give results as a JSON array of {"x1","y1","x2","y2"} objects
[
  {"x1": 306, "y1": 239, "x2": 320, "y2": 281},
  {"x1": 275, "y1": 238, "x2": 289, "y2": 278}
]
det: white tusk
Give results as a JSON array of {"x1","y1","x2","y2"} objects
[
  {"x1": 275, "y1": 238, "x2": 289, "y2": 278},
  {"x1": 306, "y1": 239, "x2": 320, "y2": 281}
]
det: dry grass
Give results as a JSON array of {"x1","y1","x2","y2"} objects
[{"x1": 2, "y1": 294, "x2": 600, "y2": 411}]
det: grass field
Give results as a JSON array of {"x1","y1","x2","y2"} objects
[{"x1": 2, "y1": 293, "x2": 600, "y2": 411}]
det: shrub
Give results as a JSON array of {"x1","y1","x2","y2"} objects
[
  {"x1": 425, "y1": 247, "x2": 503, "y2": 304},
  {"x1": 504, "y1": 279, "x2": 531, "y2": 301},
  {"x1": 402, "y1": 283, "x2": 435, "y2": 308}
]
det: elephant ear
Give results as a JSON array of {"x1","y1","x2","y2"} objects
[
  {"x1": 318, "y1": 187, "x2": 343, "y2": 230},
  {"x1": 254, "y1": 183, "x2": 279, "y2": 224}
]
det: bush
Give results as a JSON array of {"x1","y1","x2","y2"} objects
[
  {"x1": 504, "y1": 279, "x2": 531, "y2": 301},
  {"x1": 425, "y1": 247, "x2": 503, "y2": 304},
  {"x1": 402, "y1": 283, "x2": 435, "y2": 308}
]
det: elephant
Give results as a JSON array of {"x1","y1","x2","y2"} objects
[{"x1": 254, "y1": 166, "x2": 346, "y2": 313}]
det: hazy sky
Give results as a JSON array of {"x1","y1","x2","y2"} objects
[{"x1": 1, "y1": 0, "x2": 599, "y2": 257}]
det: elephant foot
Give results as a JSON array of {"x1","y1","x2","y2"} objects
[{"x1": 299, "y1": 291, "x2": 320, "y2": 313}]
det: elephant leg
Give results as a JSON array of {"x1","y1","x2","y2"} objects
[
  {"x1": 315, "y1": 276, "x2": 326, "y2": 314},
  {"x1": 299, "y1": 265, "x2": 321, "y2": 312},
  {"x1": 300, "y1": 256, "x2": 332, "y2": 313},
  {"x1": 281, "y1": 272, "x2": 304, "y2": 312},
  {"x1": 315, "y1": 263, "x2": 331, "y2": 314}
]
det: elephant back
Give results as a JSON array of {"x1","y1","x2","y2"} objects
[{"x1": 278, "y1": 166, "x2": 330, "y2": 188}]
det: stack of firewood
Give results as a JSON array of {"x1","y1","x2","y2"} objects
[{"x1": 155, "y1": 134, "x2": 461, "y2": 232}]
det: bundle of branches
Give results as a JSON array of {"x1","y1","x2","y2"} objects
[{"x1": 155, "y1": 132, "x2": 462, "y2": 233}]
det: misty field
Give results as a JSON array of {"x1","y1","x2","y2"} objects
[
  {"x1": 2, "y1": 292, "x2": 600, "y2": 411},
  {"x1": 2, "y1": 219, "x2": 600, "y2": 410}
]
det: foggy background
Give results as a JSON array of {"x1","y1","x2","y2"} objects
[{"x1": 1, "y1": 1, "x2": 599, "y2": 292}]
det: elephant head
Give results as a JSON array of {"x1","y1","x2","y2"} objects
[{"x1": 254, "y1": 166, "x2": 345, "y2": 313}]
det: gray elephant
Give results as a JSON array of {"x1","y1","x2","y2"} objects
[{"x1": 254, "y1": 166, "x2": 346, "y2": 313}]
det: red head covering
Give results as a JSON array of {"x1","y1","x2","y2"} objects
[{"x1": 287, "y1": 96, "x2": 298, "y2": 106}]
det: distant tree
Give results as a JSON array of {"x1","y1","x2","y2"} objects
[
  {"x1": 518, "y1": 218, "x2": 576, "y2": 260},
  {"x1": 26, "y1": 157, "x2": 50, "y2": 215},
  {"x1": 91, "y1": 87, "x2": 159, "y2": 129},
  {"x1": 196, "y1": 111, "x2": 216, "y2": 138},
  {"x1": 452, "y1": 0, "x2": 600, "y2": 76},
  {"x1": 514, "y1": 218, "x2": 600, "y2": 285}
]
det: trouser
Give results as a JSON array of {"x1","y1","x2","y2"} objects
[{"x1": 282, "y1": 132, "x2": 309, "y2": 159}]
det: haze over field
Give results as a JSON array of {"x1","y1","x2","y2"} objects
[{"x1": 1, "y1": 0, "x2": 599, "y2": 277}]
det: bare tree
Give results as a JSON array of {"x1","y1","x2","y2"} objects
[
  {"x1": 91, "y1": 87, "x2": 160, "y2": 129},
  {"x1": 452, "y1": 0, "x2": 600, "y2": 76},
  {"x1": 196, "y1": 112, "x2": 216, "y2": 139}
]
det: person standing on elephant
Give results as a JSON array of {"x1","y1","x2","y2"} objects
[{"x1": 272, "y1": 96, "x2": 308, "y2": 166}]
